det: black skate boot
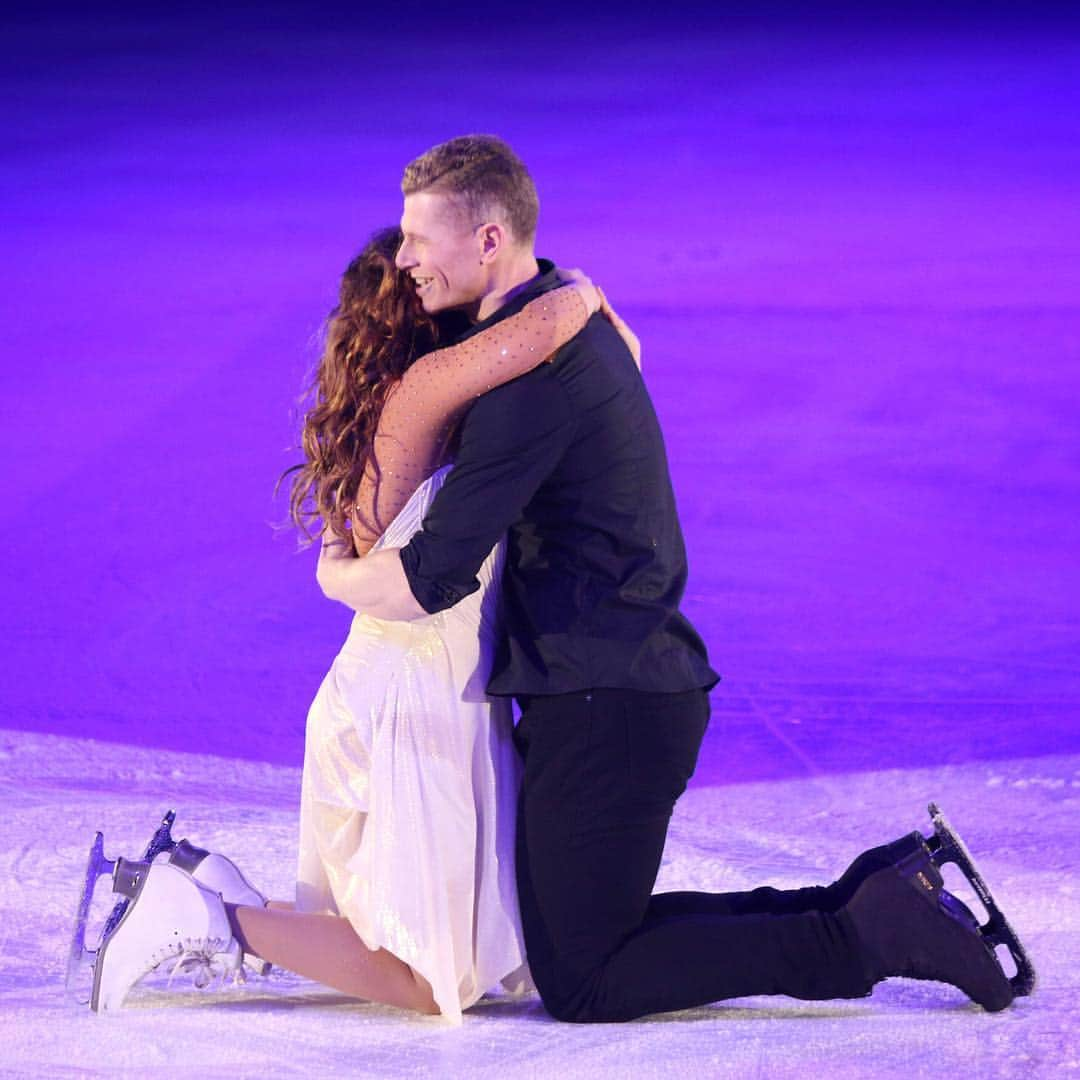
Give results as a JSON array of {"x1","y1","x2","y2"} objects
[
  {"x1": 925, "y1": 802, "x2": 1035, "y2": 997},
  {"x1": 844, "y1": 836, "x2": 1014, "y2": 1011},
  {"x1": 826, "y1": 830, "x2": 928, "y2": 909}
]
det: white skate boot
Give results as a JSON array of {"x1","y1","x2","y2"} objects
[
  {"x1": 91, "y1": 857, "x2": 242, "y2": 1014},
  {"x1": 167, "y1": 839, "x2": 271, "y2": 976}
]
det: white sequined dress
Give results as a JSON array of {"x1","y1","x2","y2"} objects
[{"x1": 295, "y1": 466, "x2": 529, "y2": 1023}]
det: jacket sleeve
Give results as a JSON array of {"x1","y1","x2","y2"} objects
[{"x1": 399, "y1": 364, "x2": 576, "y2": 613}]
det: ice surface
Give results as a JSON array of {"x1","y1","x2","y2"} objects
[{"x1": 1, "y1": 729, "x2": 1076, "y2": 1078}]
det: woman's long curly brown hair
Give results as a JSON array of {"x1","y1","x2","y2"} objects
[{"x1": 284, "y1": 227, "x2": 437, "y2": 545}]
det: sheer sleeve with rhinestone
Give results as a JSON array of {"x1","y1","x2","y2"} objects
[{"x1": 349, "y1": 285, "x2": 590, "y2": 554}]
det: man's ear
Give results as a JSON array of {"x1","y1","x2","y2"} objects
[{"x1": 477, "y1": 222, "x2": 505, "y2": 264}]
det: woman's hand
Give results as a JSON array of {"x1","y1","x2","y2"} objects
[
  {"x1": 555, "y1": 266, "x2": 602, "y2": 318},
  {"x1": 554, "y1": 269, "x2": 641, "y2": 368}
]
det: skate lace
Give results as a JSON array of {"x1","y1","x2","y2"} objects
[{"x1": 155, "y1": 937, "x2": 244, "y2": 991}]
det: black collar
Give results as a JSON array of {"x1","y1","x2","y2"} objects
[{"x1": 453, "y1": 258, "x2": 559, "y2": 343}]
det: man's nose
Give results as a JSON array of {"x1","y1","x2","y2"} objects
[{"x1": 395, "y1": 240, "x2": 414, "y2": 270}]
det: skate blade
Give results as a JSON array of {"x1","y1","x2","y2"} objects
[
  {"x1": 65, "y1": 833, "x2": 116, "y2": 1003},
  {"x1": 140, "y1": 810, "x2": 177, "y2": 862},
  {"x1": 94, "y1": 810, "x2": 180, "y2": 981},
  {"x1": 927, "y1": 802, "x2": 1036, "y2": 996},
  {"x1": 66, "y1": 812, "x2": 178, "y2": 1007}
]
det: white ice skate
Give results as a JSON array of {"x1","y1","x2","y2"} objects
[
  {"x1": 67, "y1": 813, "x2": 272, "y2": 1001},
  {"x1": 167, "y1": 839, "x2": 271, "y2": 976},
  {"x1": 91, "y1": 857, "x2": 242, "y2": 1014}
]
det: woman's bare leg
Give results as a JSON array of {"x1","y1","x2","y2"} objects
[{"x1": 227, "y1": 904, "x2": 438, "y2": 1014}]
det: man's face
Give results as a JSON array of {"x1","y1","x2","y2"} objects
[{"x1": 395, "y1": 192, "x2": 485, "y2": 313}]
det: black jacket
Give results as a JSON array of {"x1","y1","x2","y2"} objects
[{"x1": 400, "y1": 261, "x2": 718, "y2": 696}]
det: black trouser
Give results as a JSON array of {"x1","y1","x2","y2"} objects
[{"x1": 513, "y1": 688, "x2": 874, "y2": 1022}]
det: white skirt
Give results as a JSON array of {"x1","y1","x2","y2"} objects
[{"x1": 295, "y1": 468, "x2": 529, "y2": 1023}]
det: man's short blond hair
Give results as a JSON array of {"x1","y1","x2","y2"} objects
[{"x1": 401, "y1": 135, "x2": 539, "y2": 245}]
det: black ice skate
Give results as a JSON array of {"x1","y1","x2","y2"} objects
[
  {"x1": 925, "y1": 802, "x2": 1036, "y2": 998},
  {"x1": 845, "y1": 835, "x2": 1014, "y2": 1011},
  {"x1": 65, "y1": 811, "x2": 178, "y2": 1001}
]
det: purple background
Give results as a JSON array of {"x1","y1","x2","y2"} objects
[{"x1": 3, "y1": 4, "x2": 1078, "y2": 782}]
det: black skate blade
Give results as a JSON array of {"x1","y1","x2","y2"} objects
[
  {"x1": 927, "y1": 802, "x2": 1036, "y2": 997},
  {"x1": 65, "y1": 832, "x2": 116, "y2": 1001}
]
